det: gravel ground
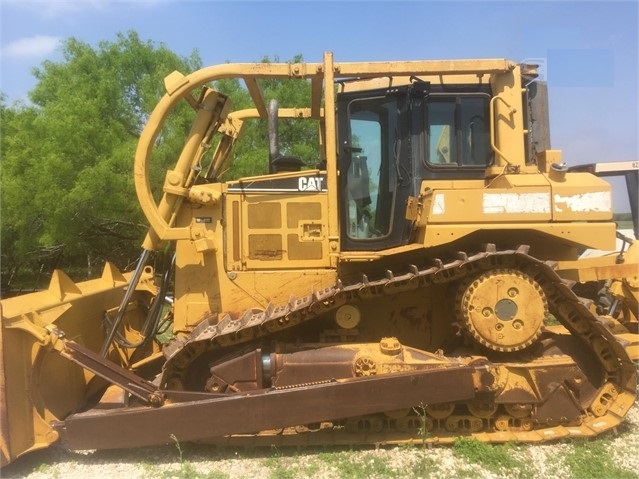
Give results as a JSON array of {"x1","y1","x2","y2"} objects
[{"x1": 2, "y1": 401, "x2": 638, "y2": 479}]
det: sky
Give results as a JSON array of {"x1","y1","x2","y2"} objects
[{"x1": 0, "y1": 0, "x2": 637, "y2": 210}]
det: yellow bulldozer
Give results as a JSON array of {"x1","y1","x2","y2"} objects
[{"x1": 1, "y1": 53, "x2": 638, "y2": 467}]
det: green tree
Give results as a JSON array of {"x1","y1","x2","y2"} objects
[
  {"x1": 0, "y1": 96, "x2": 48, "y2": 291},
  {"x1": 1, "y1": 31, "x2": 201, "y2": 291}
]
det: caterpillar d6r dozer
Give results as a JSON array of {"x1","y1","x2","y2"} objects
[{"x1": 2, "y1": 53, "x2": 638, "y2": 467}]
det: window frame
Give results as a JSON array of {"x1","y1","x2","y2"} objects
[
  {"x1": 423, "y1": 92, "x2": 493, "y2": 170},
  {"x1": 344, "y1": 95, "x2": 398, "y2": 242}
]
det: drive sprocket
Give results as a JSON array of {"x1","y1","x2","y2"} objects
[{"x1": 457, "y1": 268, "x2": 548, "y2": 352}]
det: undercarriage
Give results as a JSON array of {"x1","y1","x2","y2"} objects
[{"x1": 49, "y1": 246, "x2": 636, "y2": 451}]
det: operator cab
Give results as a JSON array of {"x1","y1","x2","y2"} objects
[{"x1": 337, "y1": 81, "x2": 493, "y2": 251}]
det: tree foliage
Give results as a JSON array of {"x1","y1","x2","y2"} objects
[{"x1": 1, "y1": 32, "x2": 201, "y2": 290}]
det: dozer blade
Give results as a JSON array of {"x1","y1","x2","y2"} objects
[
  {"x1": 0, "y1": 264, "x2": 156, "y2": 467},
  {"x1": 54, "y1": 366, "x2": 477, "y2": 451}
]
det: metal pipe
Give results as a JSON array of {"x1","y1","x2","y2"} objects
[
  {"x1": 99, "y1": 249, "x2": 151, "y2": 357},
  {"x1": 268, "y1": 99, "x2": 279, "y2": 173}
]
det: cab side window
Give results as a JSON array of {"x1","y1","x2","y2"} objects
[
  {"x1": 426, "y1": 94, "x2": 492, "y2": 167},
  {"x1": 345, "y1": 96, "x2": 398, "y2": 240}
]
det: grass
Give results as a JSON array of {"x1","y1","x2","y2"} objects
[
  {"x1": 122, "y1": 431, "x2": 639, "y2": 479},
  {"x1": 452, "y1": 437, "x2": 535, "y2": 479},
  {"x1": 262, "y1": 446, "x2": 321, "y2": 479},
  {"x1": 258, "y1": 447, "x2": 442, "y2": 479},
  {"x1": 320, "y1": 451, "x2": 397, "y2": 479},
  {"x1": 141, "y1": 436, "x2": 231, "y2": 479},
  {"x1": 563, "y1": 439, "x2": 639, "y2": 479}
]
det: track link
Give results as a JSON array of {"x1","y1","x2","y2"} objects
[{"x1": 161, "y1": 245, "x2": 637, "y2": 444}]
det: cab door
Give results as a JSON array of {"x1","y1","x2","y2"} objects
[{"x1": 337, "y1": 88, "x2": 413, "y2": 251}]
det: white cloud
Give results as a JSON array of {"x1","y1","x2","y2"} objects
[
  {"x1": 2, "y1": 36, "x2": 61, "y2": 59},
  {"x1": 1, "y1": 0, "x2": 171, "y2": 17},
  {"x1": 2, "y1": 0, "x2": 107, "y2": 17}
]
